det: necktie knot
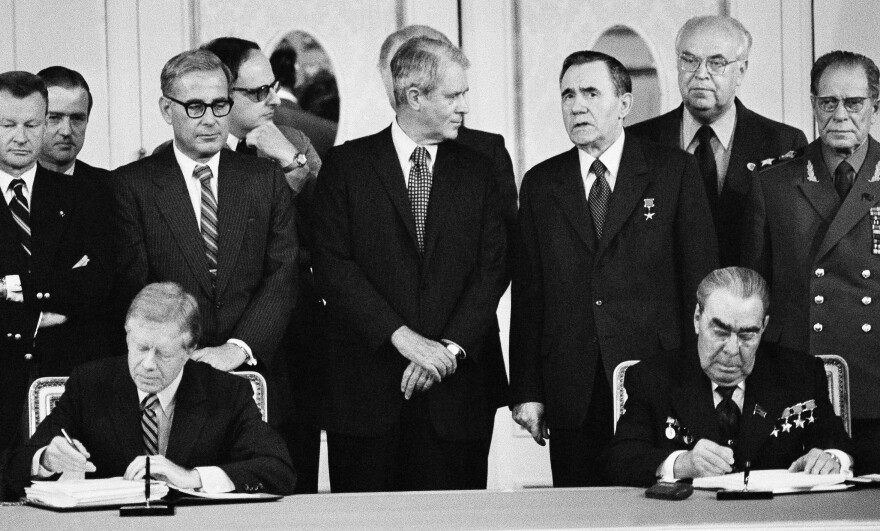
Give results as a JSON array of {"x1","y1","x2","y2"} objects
[
  {"x1": 716, "y1": 385, "x2": 736, "y2": 402},
  {"x1": 411, "y1": 146, "x2": 428, "y2": 167},
  {"x1": 697, "y1": 125, "x2": 715, "y2": 144},
  {"x1": 590, "y1": 159, "x2": 607, "y2": 180},
  {"x1": 834, "y1": 161, "x2": 855, "y2": 201},
  {"x1": 194, "y1": 165, "x2": 213, "y2": 183},
  {"x1": 140, "y1": 393, "x2": 159, "y2": 412},
  {"x1": 10, "y1": 178, "x2": 25, "y2": 194}
]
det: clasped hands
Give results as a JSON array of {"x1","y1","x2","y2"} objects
[
  {"x1": 391, "y1": 326, "x2": 457, "y2": 400},
  {"x1": 41, "y1": 435, "x2": 202, "y2": 489},
  {"x1": 674, "y1": 439, "x2": 842, "y2": 478}
]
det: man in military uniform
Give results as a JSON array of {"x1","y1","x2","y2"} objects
[{"x1": 742, "y1": 50, "x2": 880, "y2": 472}]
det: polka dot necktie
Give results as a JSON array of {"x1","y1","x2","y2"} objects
[
  {"x1": 588, "y1": 159, "x2": 611, "y2": 240},
  {"x1": 408, "y1": 146, "x2": 432, "y2": 254}
]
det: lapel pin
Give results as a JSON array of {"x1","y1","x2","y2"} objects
[
  {"x1": 643, "y1": 198, "x2": 655, "y2": 221},
  {"x1": 746, "y1": 162, "x2": 756, "y2": 171},
  {"x1": 806, "y1": 161, "x2": 818, "y2": 182},
  {"x1": 753, "y1": 404, "x2": 767, "y2": 418},
  {"x1": 59, "y1": 210, "x2": 65, "y2": 217},
  {"x1": 761, "y1": 158, "x2": 774, "y2": 167}
]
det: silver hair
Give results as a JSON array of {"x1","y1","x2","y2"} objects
[
  {"x1": 391, "y1": 36, "x2": 469, "y2": 107},
  {"x1": 160, "y1": 49, "x2": 232, "y2": 97},
  {"x1": 378, "y1": 24, "x2": 454, "y2": 69},
  {"x1": 125, "y1": 282, "x2": 201, "y2": 349},
  {"x1": 696, "y1": 267, "x2": 769, "y2": 314},
  {"x1": 675, "y1": 15, "x2": 753, "y2": 60}
]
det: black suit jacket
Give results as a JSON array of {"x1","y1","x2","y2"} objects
[
  {"x1": 604, "y1": 346, "x2": 852, "y2": 487},
  {"x1": 5, "y1": 358, "x2": 296, "y2": 497},
  {"x1": 627, "y1": 99, "x2": 808, "y2": 266},
  {"x1": 510, "y1": 135, "x2": 718, "y2": 429},
  {"x1": 112, "y1": 147, "x2": 298, "y2": 425},
  {"x1": 0, "y1": 164, "x2": 113, "y2": 453},
  {"x1": 274, "y1": 100, "x2": 337, "y2": 160},
  {"x1": 312, "y1": 126, "x2": 508, "y2": 440}
]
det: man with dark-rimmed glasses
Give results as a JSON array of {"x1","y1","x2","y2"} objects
[
  {"x1": 628, "y1": 15, "x2": 807, "y2": 267},
  {"x1": 111, "y1": 50, "x2": 298, "y2": 459}
]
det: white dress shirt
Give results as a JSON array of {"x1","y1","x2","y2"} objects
[
  {"x1": 391, "y1": 118, "x2": 438, "y2": 186},
  {"x1": 577, "y1": 130, "x2": 626, "y2": 200}
]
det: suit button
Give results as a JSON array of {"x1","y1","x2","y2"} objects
[
  {"x1": 24, "y1": 353, "x2": 32, "y2": 360},
  {"x1": 863, "y1": 270, "x2": 872, "y2": 279},
  {"x1": 595, "y1": 300, "x2": 603, "y2": 306},
  {"x1": 214, "y1": 302, "x2": 223, "y2": 309},
  {"x1": 6, "y1": 333, "x2": 11, "y2": 338},
  {"x1": 44, "y1": 292, "x2": 50, "y2": 299},
  {"x1": 864, "y1": 297, "x2": 873, "y2": 305},
  {"x1": 36, "y1": 293, "x2": 43, "y2": 300},
  {"x1": 814, "y1": 295, "x2": 824, "y2": 304},
  {"x1": 864, "y1": 324, "x2": 872, "y2": 333},
  {"x1": 815, "y1": 268, "x2": 825, "y2": 278},
  {"x1": 14, "y1": 333, "x2": 21, "y2": 340},
  {"x1": 813, "y1": 323, "x2": 823, "y2": 332},
  {"x1": 590, "y1": 337, "x2": 598, "y2": 344}
]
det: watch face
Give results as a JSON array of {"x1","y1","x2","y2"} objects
[{"x1": 295, "y1": 153, "x2": 308, "y2": 166}]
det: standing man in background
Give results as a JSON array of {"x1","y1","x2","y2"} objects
[{"x1": 628, "y1": 15, "x2": 807, "y2": 266}]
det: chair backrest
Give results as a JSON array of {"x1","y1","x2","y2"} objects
[
  {"x1": 612, "y1": 355, "x2": 852, "y2": 436},
  {"x1": 27, "y1": 370, "x2": 269, "y2": 436}
]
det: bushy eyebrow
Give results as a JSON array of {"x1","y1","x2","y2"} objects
[{"x1": 709, "y1": 317, "x2": 761, "y2": 334}]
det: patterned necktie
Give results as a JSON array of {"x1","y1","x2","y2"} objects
[
  {"x1": 8, "y1": 179, "x2": 31, "y2": 258},
  {"x1": 588, "y1": 159, "x2": 611, "y2": 240},
  {"x1": 141, "y1": 394, "x2": 160, "y2": 456},
  {"x1": 695, "y1": 125, "x2": 720, "y2": 199},
  {"x1": 834, "y1": 161, "x2": 855, "y2": 201},
  {"x1": 716, "y1": 385, "x2": 741, "y2": 450},
  {"x1": 408, "y1": 146, "x2": 432, "y2": 254},
  {"x1": 194, "y1": 165, "x2": 219, "y2": 277}
]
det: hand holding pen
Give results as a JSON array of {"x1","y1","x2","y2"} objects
[{"x1": 40, "y1": 428, "x2": 96, "y2": 474}]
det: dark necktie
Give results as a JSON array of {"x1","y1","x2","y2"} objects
[
  {"x1": 695, "y1": 125, "x2": 720, "y2": 201},
  {"x1": 716, "y1": 385, "x2": 740, "y2": 449},
  {"x1": 408, "y1": 146, "x2": 432, "y2": 254},
  {"x1": 141, "y1": 394, "x2": 159, "y2": 456},
  {"x1": 8, "y1": 179, "x2": 31, "y2": 259},
  {"x1": 588, "y1": 159, "x2": 611, "y2": 240},
  {"x1": 834, "y1": 161, "x2": 855, "y2": 201},
  {"x1": 194, "y1": 165, "x2": 219, "y2": 277},
  {"x1": 236, "y1": 139, "x2": 257, "y2": 157}
]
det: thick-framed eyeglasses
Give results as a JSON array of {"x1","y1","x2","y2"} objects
[
  {"x1": 814, "y1": 96, "x2": 874, "y2": 114},
  {"x1": 678, "y1": 53, "x2": 742, "y2": 75},
  {"x1": 163, "y1": 95, "x2": 233, "y2": 118},
  {"x1": 231, "y1": 80, "x2": 281, "y2": 103}
]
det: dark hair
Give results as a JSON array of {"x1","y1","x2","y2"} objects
[
  {"x1": 559, "y1": 51, "x2": 632, "y2": 96},
  {"x1": 201, "y1": 37, "x2": 261, "y2": 83},
  {"x1": 811, "y1": 50, "x2": 880, "y2": 100},
  {"x1": 36, "y1": 66, "x2": 93, "y2": 115},
  {"x1": 270, "y1": 47, "x2": 297, "y2": 90},
  {"x1": 696, "y1": 267, "x2": 769, "y2": 315},
  {"x1": 0, "y1": 71, "x2": 48, "y2": 107}
]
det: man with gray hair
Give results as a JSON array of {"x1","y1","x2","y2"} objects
[
  {"x1": 5, "y1": 282, "x2": 296, "y2": 497},
  {"x1": 313, "y1": 36, "x2": 508, "y2": 491},
  {"x1": 628, "y1": 15, "x2": 807, "y2": 266},
  {"x1": 604, "y1": 267, "x2": 852, "y2": 486}
]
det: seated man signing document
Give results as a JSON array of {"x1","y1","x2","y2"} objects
[
  {"x1": 4, "y1": 282, "x2": 296, "y2": 497},
  {"x1": 604, "y1": 267, "x2": 853, "y2": 487}
]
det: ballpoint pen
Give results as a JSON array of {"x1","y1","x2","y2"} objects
[
  {"x1": 145, "y1": 456, "x2": 151, "y2": 508},
  {"x1": 743, "y1": 460, "x2": 751, "y2": 492}
]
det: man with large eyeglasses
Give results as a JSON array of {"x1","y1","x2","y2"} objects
[
  {"x1": 111, "y1": 50, "x2": 298, "y2": 462},
  {"x1": 628, "y1": 15, "x2": 807, "y2": 267},
  {"x1": 743, "y1": 50, "x2": 880, "y2": 475},
  {"x1": 604, "y1": 267, "x2": 853, "y2": 487}
]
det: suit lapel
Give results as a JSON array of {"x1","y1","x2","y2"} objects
[
  {"x1": 817, "y1": 136, "x2": 880, "y2": 260},
  {"x1": 151, "y1": 149, "x2": 215, "y2": 296},
  {"x1": 215, "y1": 151, "x2": 249, "y2": 297},
  {"x1": 108, "y1": 367, "x2": 144, "y2": 463},
  {"x1": 596, "y1": 136, "x2": 650, "y2": 258},
  {"x1": 724, "y1": 101, "x2": 765, "y2": 197},
  {"x1": 29, "y1": 165, "x2": 68, "y2": 267},
  {"x1": 166, "y1": 363, "x2": 207, "y2": 465},
  {"x1": 737, "y1": 353, "x2": 787, "y2": 465},
  {"x1": 422, "y1": 142, "x2": 462, "y2": 268},
  {"x1": 369, "y1": 128, "x2": 419, "y2": 251},
  {"x1": 797, "y1": 141, "x2": 840, "y2": 225},
  {"x1": 550, "y1": 148, "x2": 596, "y2": 254},
  {"x1": 670, "y1": 360, "x2": 719, "y2": 443}
]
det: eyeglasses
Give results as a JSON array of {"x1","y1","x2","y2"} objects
[
  {"x1": 678, "y1": 53, "x2": 742, "y2": 75},
  {"x1": 231, "y1": 80, "x2": 280, "y2": 103},
  {"x1": 163, "y1": 95, "x2": 233, "y2": 119},
  {"x1": 814, "y1": 96, "x2": 874, "y2": 113}
]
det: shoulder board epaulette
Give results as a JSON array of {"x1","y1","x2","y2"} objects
[{"x1": 748, "y1": 146, "x2": 807, "y2": 172}]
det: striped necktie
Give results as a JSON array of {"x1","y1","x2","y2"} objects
[
  {"x1": 141, "y1": 394, "x2": 160, "y2": 456},
  {"x1": 408, "y1": 146, "x2": 432, "y2": 254},
  {"x1": 8, "y1": 179, "x2": 31, "y2": 258},
  {"x1": 588, "y1": 159, "x2": 611, "y2": 240},
  {"x1": 194, "y1": 165, "x2": 219, "y2": 277}
]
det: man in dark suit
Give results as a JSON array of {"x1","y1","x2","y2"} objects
[
  {"x1": 112, "y1": 50, "x2": 297, "y2": 432},
  {"x1": 313, "y1": 37, "x2": 508, "y2": 492},
  {"x1": 627, "y1": 16, "x2": 807, "y2": 266},
  {"x1": 510, "y1": 51, "x2": 718, "y2": 487},
  {"x1": 742, "y1": 50, "x2": 880, "y2": 473},
  {"x1": 0, "y1": 71, "x2": 112, "y2": 485},
  {"x1": 4, "y1": 282, "x2": 296, "y2": 498},
  {"x1": 604, "y1": 267, "x2": 852, "y2": 487},
  {"x1": 270, "y1": 46, "x2": 338, "y2": 160}
]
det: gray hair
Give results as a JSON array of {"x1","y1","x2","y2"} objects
[
  {"x1": 696, "y1": 267, "x2": 769, "y2": 314},
  {"x1": 160, "y1": 49, "x2": 232, "y2": 97},
  {"x1": 378, "y1": 25, "x2": 454, "y2": 69},
  {"x1": 391, "y1": 36, "x2": 469, "y2": 107},
  {"x1": 675, "y1": 15, "x2": 753, "y2": 61},
  {"x1": 811, "y1": 50, "x2": 880, "y2": 100},
  {"x1": 125, "y1": 282, "x2": 201, "y2": 349}
]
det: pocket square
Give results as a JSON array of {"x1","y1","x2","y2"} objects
[{"x1": 72, "y1": 255, "x2": 89, "y2": 269}]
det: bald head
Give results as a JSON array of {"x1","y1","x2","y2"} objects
[{"x1": 378, "y1": 25, "x2": 455, "y2": 107}]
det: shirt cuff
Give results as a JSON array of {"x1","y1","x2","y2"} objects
[
  {"x1": 657, "y1": 450, "x2": 687, "y2": 481},
  {"x1": 226, "y1": 339, "x2": 257, "y2": 366},
  {"x1": 825, "y1": 449, "x2": 853, "y2": 475},
  {"x1": 5, "y1": 275, "x2": 22, "y2": 302},
  {"x1": 31, "y1": 446, "x2": 55, "y2": 478},
  {"x1": 194, "y1": 466, "x2": 235, "y2": 493},
  {"x1": 442, "y1": 339, "x2": 466, "y2": 360}
]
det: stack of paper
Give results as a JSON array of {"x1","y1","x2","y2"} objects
[
  {"x1": 26, "y1": 478, "x2": 169, "y2": 508},
  {"x1": 694, "y1": 469, "x2": 849, "y2": 493}
]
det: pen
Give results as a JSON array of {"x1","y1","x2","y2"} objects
[
  {"x1": 743, "y1": 460, "x2": 751, "y2": 492},
  {"x1": 60, "y1": 428, "x2": 81, "y2": 454},
  {"x1": 145, "y1": 456, "x2": 151, "y2": 508}
]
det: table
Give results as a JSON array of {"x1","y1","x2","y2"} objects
[{"x1": 3, "y1": 486, "x2": 880, "y2": 530}]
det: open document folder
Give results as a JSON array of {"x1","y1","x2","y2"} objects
[
  {"x1": 693, "y1": 470, "x2": 850, "y2": 493},
  {"x1": 25, "y1": 478, "x2": 169, "y2": 508}
]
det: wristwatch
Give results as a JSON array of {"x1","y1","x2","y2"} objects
[{"x1": 282, "y1": 152, "x2": 308, "y2": 172}]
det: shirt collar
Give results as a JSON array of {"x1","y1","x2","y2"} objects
[
  {"x1": 391, "y1": 118, "x2": 438, "y2": 172},
  {"x1": 0, "y1": 162, "x2": 38, "y2": 195},
  {"x1": 711, "y1": 380, "x2": 746, "y2": 393},
  {"x1": 821, "y1": 137, "x2": 870, "y2": 176},
  {"x1": 683, "y1": 103, "x2": 737, "y2": 151},
  {"x1": 63, "y1": 161, "x2": 76, "y2": 176},
  {"x1": 172, "y1": 141, "x2": 221, "y2": 182},
  {"x1": 577, "y1": 130, "x2": 626, "y2": 186},
  {"x1": 136, "y1": 367, "x2": 185, "y2": 413},
  {"x1": 226, "y1": 133, "x2": 241, "y2": 152}
]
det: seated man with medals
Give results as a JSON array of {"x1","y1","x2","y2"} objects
[{"x1": 603, "y1": 267, "x2": 853, "y2": 487}]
